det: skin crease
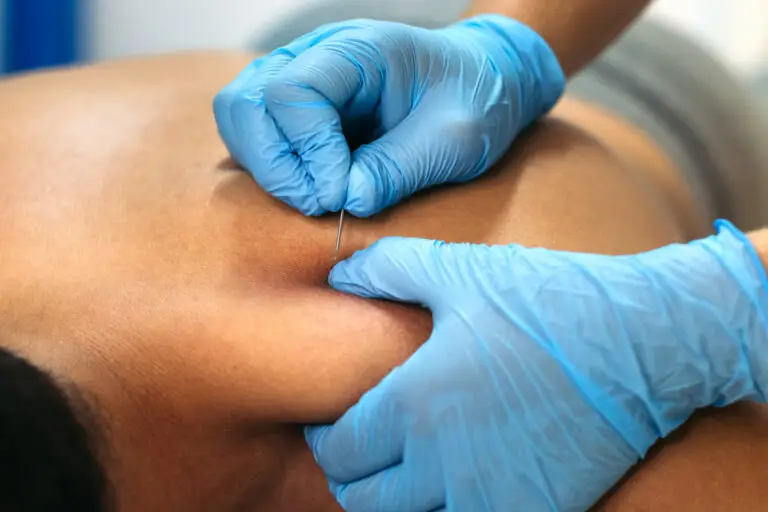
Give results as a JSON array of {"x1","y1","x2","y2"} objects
[{"x1": 0, "y1": 52, "x2": 767, "y2": 511}]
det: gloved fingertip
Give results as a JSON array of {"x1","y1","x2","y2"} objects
[
  {"x1": 304, "y1": 425, "x2": 330, "y2": 461},
  {"x1": 315, "y1": 180, "x2": 347, "y2": 214},
  {"x1": 295, "y1": 199, "x2": 327, "y2": 217},
  {"x1": 328, "y1": 260, "x2": 350, "y2": 286},
  {"x1": 317, "y1": 197, "x2": 344, "y2": 214},
  {"x1": 329, "y1": 238, "x2": 435, "y2": 305},
  {"x1": 328, "y1": 258, "x2": 374, "y2": 298},
  {"x1": 328, "y1": 480, "x2": 344, "y2": 500},
  {"x1": 302, "y1": 140, "x2": 351, "y2": 213},
  {"x1": 343, "y1": 202, "x2": 375, "y2": 219},
  {"x1": 318, "y1": 150, "x2": 353, "y2": 212},
  {"x1": 344, "y1": 162, "x2": 382, "y2": 218}
]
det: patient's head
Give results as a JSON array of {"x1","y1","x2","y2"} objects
[{"x1": 0, "y1": 347, "x2": 110, "y2": 511}]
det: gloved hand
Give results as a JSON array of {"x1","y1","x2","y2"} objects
[
  {"x1": 214, "y1": 15, "x2": 564, "y2": 217},
  {"x1": 306, "y1": 220, "x2": 768, "y2": 512}
]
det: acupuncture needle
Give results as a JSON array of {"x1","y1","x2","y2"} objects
[{"x1": 333, "y1": 210, "x2": 345, "y2": 261}]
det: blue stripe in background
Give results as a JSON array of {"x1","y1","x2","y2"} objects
[
  {"x1": 3, "y1": 0, "x2": 81, "y2": 73},
  {"x1": 0, "y1": 1, "x2": 5, "y2": 73}
]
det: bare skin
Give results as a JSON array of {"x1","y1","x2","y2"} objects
[
  {"x1": 465, "y1": 0, "x2": 652, "y2": 76},
  {"x1": 0, "y1": 52, "x2": 766, "y2": 511},
  {"x1": 755, "y1": 233, "x2": 768, "y2": 272}
]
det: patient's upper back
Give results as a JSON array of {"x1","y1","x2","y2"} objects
[{"x1": 0, "y1": 53, "x2": 424, "y2": 511}]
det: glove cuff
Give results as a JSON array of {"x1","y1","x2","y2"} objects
[
  {"x1": 709, "y1": 219, "x2": 768, "y2": 403},
  {"x1": 451, "y1": 14, "x2": 566, "y2": 127},
  {"x1": 576, "y1": 220, "x2": 768, "y2": 451},
  {"x1": 659, "y1": 219, "x2": 768, "y2": 409}
]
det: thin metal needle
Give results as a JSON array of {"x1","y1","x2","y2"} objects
[{"x1": 334, "y1": 210, "x2": 345, "y2": 258}]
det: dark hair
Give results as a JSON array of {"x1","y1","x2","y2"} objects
[{"x1": 0, "y1": 347, "x2": 110, "y2": 511}]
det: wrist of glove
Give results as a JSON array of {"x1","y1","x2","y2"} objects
[
  {"x1": 564, "y1": 219, "x2": 768, "y2": 452},
  {"x1": 654, "y1": 220, "x2": 768, "y2": 407}
]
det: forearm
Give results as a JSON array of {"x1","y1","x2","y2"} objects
[
  {"x1": 464, "y1": 0, "x2": 652, "y2": 76},
  {"x1": 749, "y1": 229, "x2": 768, "y2": 272}
]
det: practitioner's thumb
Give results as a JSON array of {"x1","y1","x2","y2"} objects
[{"x1": 329, "y1": 237, "x2": 449, "y2": 309}]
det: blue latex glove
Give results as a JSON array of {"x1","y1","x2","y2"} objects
[
  {"x1": 213, "y1": 15, "x2": 564, "y2": 217},
  {"x1": 306, "y1": 220, "x2": 768, "y2": 512}
]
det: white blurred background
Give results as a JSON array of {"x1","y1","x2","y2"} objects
[
  {"x1": 647, "y1": 0, "x2": 768, "y2": 74},
  {"x1": 2, "y1": 0, "x2": 767, "y2": 76},
  {"x1": 89, "y1": 0, "x2": 767, "y2": 75}
]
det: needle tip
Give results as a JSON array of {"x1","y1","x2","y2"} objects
[{"x1": 334, "y1": 210, "x2": 345, "y2": 257}]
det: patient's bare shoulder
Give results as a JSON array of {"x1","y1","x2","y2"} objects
[
  {"x1": 0, "y1": 51, "x2": 255, "y2": 93},
  {"x1": 599, "y1": 403, "x2": 768, "y2": 511}
]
